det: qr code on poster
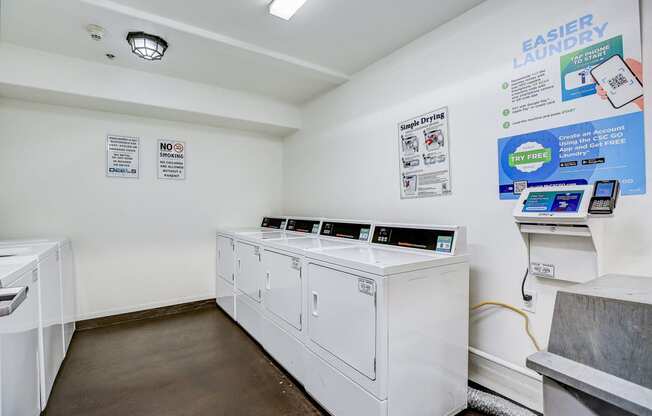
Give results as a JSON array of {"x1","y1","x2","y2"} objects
[
  {"x1": 607, "y1": 73, "x2": 628, "y2": 89},
  {"x1": 513, "y1": 181, "x2": 528, "y2": 194}
]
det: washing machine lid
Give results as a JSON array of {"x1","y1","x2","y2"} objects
[
  {"x1": 0, "y1": 258, "x2": 37, "y2": 288},
  {"x1": 0, "y1": 242, "x2": 58, "y2": 263},
  {"x1": 0, "y1": 237, "x2": 69, "y2": 248},
  {"x1": 306, "y1": 245, "x2": 467, "y2": 276},
  {"x1": 216, "y1": 217, "x2": 287, "y2": 237},
  {"x1": 263, "y1": 236, "x2": 361, "y2": 255},
  {"x1": 237, "y1": 231, "x2": 304, "y2": 244}
]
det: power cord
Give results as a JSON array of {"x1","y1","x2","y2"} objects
[
  {"x1": 471, "y1": 302, "x2": 541, "y2": 351},
  {"x1": 521, "y1": 268, "x2": 532, "y2": 302}
]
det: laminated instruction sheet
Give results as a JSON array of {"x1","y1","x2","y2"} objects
[
  {"x1": 106, "y1": 135, "x2": 139, "y2": 178},
  {"x1": 398, "y1": 107, "x2": 451, "y2": 199}
]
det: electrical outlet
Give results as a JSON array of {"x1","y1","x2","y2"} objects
[{"x1": 523, "y1": 290, "x2": 537, "y2": 313}]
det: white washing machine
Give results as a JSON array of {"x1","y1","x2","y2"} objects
[
  {"x1": 258, "y1": 219, "x2": 373, "y2": 383},
  {"x1": 215, "y1": 217, "x2": 288, "y2": 319},
  {"x1": 0, "y1": 238, "x2": 76, "y2": 354},
  {"x1": 302, "y1": 223, "x2": 470, "y2": 416},
  {"x1": 235, "y1": 218, "x2": 322, "y2": 342},
  {"x1": 0, "y1": 243, "x2": 64, "y2": 410},
  {"x1": 0, "y1": 258, "x2": 40, "y2": 416}
]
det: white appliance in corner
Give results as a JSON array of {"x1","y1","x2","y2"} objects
[
  {"x1": 0, "y1": 243, "x2": 64, "y2": 410},
  {"x1": 0, "y1": 258, "x2": 41, "y2": 416},
  {"x1": 0, "y1": 238, "x2": 76, "y2": 353},
  {"x1": 215, "y1": 217, "x2": 288, "y2": 319},
  {"x1": 302, "y1": 223, "x2": 470, "y2": 416},
  {"x1": 258, "y1": 219, "x2": 373, "y2": 382},
  {"x1": 235, "y1": 218, "x2": 322, "y2": 342}
]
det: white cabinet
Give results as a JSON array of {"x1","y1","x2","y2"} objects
[
  {"x1": 216, "y1": 235, "x2": 236, "y2": 319},
  {"x1": 263, "y1": 249, "x2": 302, "y2": 330},
  {"x1": 59, "y1": 241, "x2": 76, "y2": 353},
  {"x1": 308, "y1": 263, "x2": 377, "y2": 380},
  {"x1": 37, "y1": 251, "x2": 64, "y2": 408}
]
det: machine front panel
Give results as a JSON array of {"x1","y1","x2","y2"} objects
[
  {"x1": 286, "y1": 219, "x2": 320, "y2": 234},
  {"x1": 320, "y1": 222, "x2": 371, "y2": 241},
  {"x1": 371, "y1": 226, "x2": 455, "y2": 254},
  {"x1": 260, "y1": 217, "x2": 286, "y2": 229}
]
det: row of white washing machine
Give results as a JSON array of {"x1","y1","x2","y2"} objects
[
  {"x1": 0, "y1": 238, "x2": 76, "y2": 416},
  {"x1": 216, "y1": 217, "x2": 470, "y2": 416}
]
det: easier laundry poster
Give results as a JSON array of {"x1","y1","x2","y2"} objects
[{"x1": 497, "y1": 0, "x2": 645, "y2": 199}]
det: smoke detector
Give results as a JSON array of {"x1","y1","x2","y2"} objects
[{"x1": 86, "y1": 24, "x2": 105, "y2": 41}]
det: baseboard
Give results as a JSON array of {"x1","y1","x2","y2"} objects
[
  {"x1": 76, "y1": 293, "x2": 215, "y2": 321},
  {"x1": 469, "y1": 347, "x2": 543, "y2": 413},
  {"x1": 77, "y1": 296, "x2": 216, "y2": 331}
]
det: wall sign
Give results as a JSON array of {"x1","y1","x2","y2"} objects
[
  {"x1": 497, "y1": 0, "x2": 645, "y2": 199},
  {"x1": 158, "y1": 140, "x2": 186, "y2": 180},
  {"x1": 106, "y1": 135, "x2": 139, "y2": 178},
  {"x1": 398, "y1": 107, "x2": 451, "y2": 199}
]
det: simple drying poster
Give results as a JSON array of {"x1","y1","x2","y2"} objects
[
  {"x1": 158, "y1": 140, "x2": 186, "y2": 180},
  {"x1": 497, "y1": 0, "x2": 645, "y2": 199},
  {"x1": 398, "y1": 107, "x2": 451, "y2": 199},
  {"x1": 106, "y1": 135, "x2": 139, "y2": 178}
]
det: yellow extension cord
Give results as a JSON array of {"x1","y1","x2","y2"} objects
[{"x1": 471, "y1": 301, "x2": 542, "y2": 351}]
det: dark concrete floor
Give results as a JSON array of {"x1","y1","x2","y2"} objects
[{"x1": 45, "y1": 305, "x2": 483, "y2": 416}]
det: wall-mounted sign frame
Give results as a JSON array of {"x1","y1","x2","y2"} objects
[
  {"x1": 158, "y1": 139, "x2": 186, "y2": 180},
  {"x1": 106, "y1": 135, "x2": 139, "y2": 178}
]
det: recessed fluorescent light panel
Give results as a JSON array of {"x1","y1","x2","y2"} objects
[{"x1": 269, "y1": 0, "x2": 307, "y2": 20}]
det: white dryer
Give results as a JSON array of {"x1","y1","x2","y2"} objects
[
  {"x1": 234, "y1": 218, "x2": 321, "y2": 342},
  {"x1": 258, "y1": 219, "x2": 373, "y2": 383},
  {"x1": 0, "y1": 238, "x2": 76, "y2": 354},
  {"x1": 0, "y1": 243, "x2": 64, "y2": 410},
  {"x1": 215, "y1": 217, "x2": 287, "y2": 319},
  {"x1": 302, "y1": 223, "x2": 470, "y2": 416},
  {"x1": 0, "y1": 258, "x2": 40, "y2": 416}
]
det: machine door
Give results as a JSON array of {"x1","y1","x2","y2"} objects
[
  {"x1": 308, "y1": 263, "x2": 377, "y2": 380},
  {"x1": 216, "y1": 236, "x2": 235, "y2": 283},
  {"x1": 263, "y1": 249, "x2": 302, "y2": 330},
  {"x1": 236, "y1": 242, "x2": 263, "y2": 303}
]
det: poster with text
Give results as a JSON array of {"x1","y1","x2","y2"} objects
[
  {"x1": 106, "y1": 135, "x2": 139, "y2": 178},
  {"x1": 497, "y1": 0, "x2": 645, "y2": 199},
  {"x1": 158, "y1": 140, "x2": 186, "y2": 180},
  {"x1": 398, "y1": 107, "x2": 451, "y2": 198}
]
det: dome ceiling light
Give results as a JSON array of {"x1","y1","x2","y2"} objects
[{"x1": 126, "y1": 32, "x2": 168, "y2": 61}]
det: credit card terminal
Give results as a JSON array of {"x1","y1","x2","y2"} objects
[{"x1": 589, "y1": 180, "x2": 620, "y2": 214}]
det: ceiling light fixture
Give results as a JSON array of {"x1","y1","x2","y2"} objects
[
  {"x1": 126, "y1": 32, "x2": 168, "y2": 61},
  {"x1": 269, "y1": 0, "x2": 307, "y2": 20}
]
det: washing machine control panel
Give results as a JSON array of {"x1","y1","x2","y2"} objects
[
  {"x1": 260, "y1": 217, "x2": 287, "y2": 229},
  {"x1": 286, "y1": 218, "x2": 321, "y2": 234},
  {"x1": 320, "y1": 222, "x2": 371, "y2": 241},
  {"x1": 372, "y1": 226, "x2": 456, "y2": 254}
]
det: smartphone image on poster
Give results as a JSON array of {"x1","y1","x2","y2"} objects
[{"x1": 590, "y1": 55, "x2": 643, "y2": 109}]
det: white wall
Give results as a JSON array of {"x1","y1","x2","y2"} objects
[
  {"x1": 0, "y1": 98, "x2": 284, "y2": 320},
  {"x1": 283, "y1": 0, "x2": 652, "y2": 409}
]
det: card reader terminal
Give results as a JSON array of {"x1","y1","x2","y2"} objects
[{"x1": 588, "y1": 180, "x2": 619, "y2": 215}]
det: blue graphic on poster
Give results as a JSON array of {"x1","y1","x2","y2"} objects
[{"x1": 498, "y1": 112, "x2": 645, "y2": 199}]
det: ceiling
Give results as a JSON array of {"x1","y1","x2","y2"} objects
[{"x1": 0, "y1": 0, "x2": 485, "y2": 104}]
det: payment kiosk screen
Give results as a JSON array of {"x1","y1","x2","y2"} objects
[
  {"x1": 523, "y1": 191, "x2": 584, "y2": 213},
  {"x1": 595, "y1": 182, "x2": 615, "y2": 197}
]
